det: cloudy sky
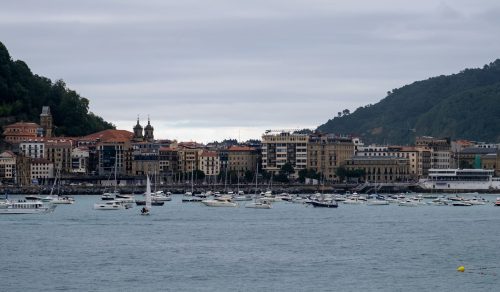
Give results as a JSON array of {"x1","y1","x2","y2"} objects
[{"x1": 1, "y1": 0, "x2": 500, "y2": 142}]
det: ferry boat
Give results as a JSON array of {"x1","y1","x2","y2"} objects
[
  {"x1": 419, "y1": 169, "x2": 500, "y2": 190},
  {"x1": 0, "y1": 199, "x2": 56, "y2": 214}
]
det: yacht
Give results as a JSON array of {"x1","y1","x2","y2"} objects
[
  {"x1": 466, "y1": 197, "x2": 487, "y2": 205},
  {"x1": 343, "y1": 196, "x2": 364, "y2": 205},
  {"x1": 151, "y1": 191, "x2": 171, "y2": 201},
  {"x1": 0, "y1": 199, "x2": 56, "y2": 214},
  {"x1": 309, "y1": 199, "x2": 338, "y2": 208},
  {"x1": 202, "y1": 196, "x2": 238, "y2": 207},
  {"x1": 494, "y1": 197, "x2": 500, "y2": 206},
  {"x1": 245, "y1": 198, "x2": 272, "y2": 209},
  {"x1": 451, "y1": 201, "x2": 473, "y2": 207},
  {"x1": 101, "y1": 192, "x2": 117, "y2": 201},
  {"x1": 93, "y1": 200, "x2": 126, "y2": 210},
  {"x1": 367, "y1": 199, "x2": 389, "y2": 206}
]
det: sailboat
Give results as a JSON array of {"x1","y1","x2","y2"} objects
[
  {"x1": 141, "y1": 175, "x2": 152, "y2": 215},
  {"x1": 245, "y1": 165, "x2": 271, "y2": 209},
  {"x1": 102, "y1": 153, "x2": 120, "y2": 200},
  {"x1": 42, "y1": 167, "x2": 75, "y2": 204}
]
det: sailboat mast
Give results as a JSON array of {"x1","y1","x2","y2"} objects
[{"x1": 114, "y1": 150, "x2": 118, "y2": 193}]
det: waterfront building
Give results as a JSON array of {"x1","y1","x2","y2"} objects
[
  {"x1": 2, "y1": 122, "x2": 41, "y2": 144},
  {"x1": 307, "y1": 133, "x2": 355, "y2": 182},
  {"x1": 199, "y1": 150, "x2": 220, "y2": 178},
  {"x1": 416, "y1": 136, "x2": 451, "y2": 170},
  {"x1": 178, "y1": 142, "x2": 204, "y2": 174},
  {"x1": 159, "y1": 147, "x2": 179, "y2": 181},
  {"x1": 227, "y1": 146, "x2": 258, "y2": 176},
  {"x1": 144, "y1": 118, "x2": 154, "y2": 142},
  {"x1": 261, "y1": 130, "x2": 308, "y2": 177},
  {"x1": 455, "y1": 147, "x2": 497, "y2": 169},
  {"x1": 0, "y1": 151, "x2": 17, "y2": 183},
  {"x1": 45, "y1": 139, "x2": 73, "y2": 173},
  {"x1": 30, "y1": 158, "x2": 54, "y2": 184},
  {"x1": 19, "y1": 138, "x2": 45, "y2": 159},
  {"x1": 131, "y1": 141, "x2": 160, "y2": 176},
  {"x1": 39, "y1": 106, "x2": 53, "y2": 138},
  {"x1": 15, "y1": 153, "x2": 31, "y2": 186},
  {"x1": 71, "y1": 147, "x2": 90, "y2": 174},
  {"x1": 345, "y1": 156, "x2": 410, "y2": 183},
  {"x1": 84, "y1": 129, "x2": 134, "y2": 176}
]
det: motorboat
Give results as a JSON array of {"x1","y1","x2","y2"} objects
[
  {"x1": 343, "y1": 196, "x2": 364, "y2": 205},
  {"x1": 398, "y1": 199, "x2": 420, "y2": 207},
  {"x1": 136, "y1": 200, "x2": 164, "y2": 206},
  {"x1": 101, "y1": 192, "x2": 117, "y2": 200},
  {"x1": 50, "y1": 196, "x2": 75, "y2": 204},
  {"x1": 245, "y1": 198, "x2": 272, "y2": 209},
  {"x1": 495, "y1": 197, "x2": 500, "y2": 206},
  {"x1": 202, "y1": 197, "x2": 238, "y2": 207},
  {"x1": 309, "y1": 199, "x2": 338, "y2": 208},
  {"x1": 451, "y1": 201, "x2": 473, "y2": 207},
  {"x1": 367, "y1": 199, "x2": 389, "y2": 206},
  {"x1": 0, "y1": 199, "x2": 56, "y2": 214},
  {"x1": 151, "y1": 191, "x2": 171, "y2": 201},
  {"x1": 182, "y1": 196, "x2": 203, "y2": 202},
  {"x1": 93, "y1": 200, "x2": 126, "y2": 210},
  {"x1": 233, "y1": 194, "x2": 252, "y2": 201},
  {"x1": 466, "y1": 198, "x2": 487, "y2": 205},
  {"x1": 25, "y1": 195, "x2": 43, "y2": 201}
]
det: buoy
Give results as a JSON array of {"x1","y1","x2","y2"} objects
[{"x1": 457, "y1": 266, "x2": 465, "y2": 272}]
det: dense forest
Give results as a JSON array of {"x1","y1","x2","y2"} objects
[
  {"x1": 317, "y1": 60, "x2": 500, "y2": 144},
  {"x1": 0, "y1": 41, "x2": 114, "y2": 137}
]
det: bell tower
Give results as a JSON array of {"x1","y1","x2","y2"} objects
[
  {"x1": 133, "y1": 116, "x2": 143, "y2": 141},
  {"x1": 144, "y1": 116, "x2": 154, "y2": 142},
  {"x1": 40, "y1": 106, "x2": 53, "y2": 137}
]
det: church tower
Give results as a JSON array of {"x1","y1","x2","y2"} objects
[
  {"x1": 133, "y1": 116, "x2": 143, "y2": 141},
  {"x1": 40, "y1": 106, "x2": 53, "y2": 137},
  {"x1": 144, "y1": 116, "x2": 154, "y2": 142}
]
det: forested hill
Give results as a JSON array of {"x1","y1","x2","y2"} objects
[
  {"x1": 317, "y1": 60, "x2": 500, "y2": 144},
  {"x1": 0, "y1": 41, "x2": 114, "y2": 137}
]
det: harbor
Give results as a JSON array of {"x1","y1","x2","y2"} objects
[{"x1": 1, "y1": 193, "x2": 499, "y2": 291}]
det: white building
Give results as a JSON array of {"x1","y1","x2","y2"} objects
[
  {"x1": 19, "y1": 138, "x2": 45, "y2": 159},
  {"x1": 261, "y1": 130, "x2": 308, "y2": 177},
  {"x1": 198, "y1": 150, "x2": 220, "y2": 177},
  {"x1": 71, "y1": 147, "x2": 89, "y2": 174}
]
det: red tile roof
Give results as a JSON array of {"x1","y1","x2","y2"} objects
[
  {"x1": 83, "y1": 129, "x2": 134, "y2": 143},
  {"x1": 228, "y1": 145, "x2": 255, "y2": 152}
]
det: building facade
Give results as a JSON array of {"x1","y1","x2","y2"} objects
[
  {"x1": 199, "y1": 150, "x2": 220, "y2": 177},
  {"x1": 0, "y1": 151, "x2": 16, "y2": 183},
  {"x1": 307, "y1": 134, "x2": 355, "y2": 182},
  {"x1": 261, "y1": 130, "x2": 308, "y2": 177},
  {"x1": 30, "y1": 158, "x2": 54, "y2": 184},
  {"x1": 19, "y1": 139, "x2": 45, "y2": 159},
  {"x1": 227, "y1": 146, "x2": 258, "y2": 176},
  {"x1": 45, "y1": 139, "x2": 73, "y2": 173},
  {"x1": 345, "y1": 156, "x2": 410, "y2": 183},
  {"x1": 2, "y1": 122, "x2": 41, "y2": 144}
]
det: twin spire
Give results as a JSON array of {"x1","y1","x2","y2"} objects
[{"x1": 133, "y1": 114, "x2": 154, "y2": 141}]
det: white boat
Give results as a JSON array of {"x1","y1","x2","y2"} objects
[
  {"x1": 93, "y1": 200, "x2": 126, "y2": 210},
  {"x1": 101, "y1": 192, "x2": 117, "y2": 201},
  {"x1": 494, "y1": 197, "x2": 500, "y2": 206},
  {"x1": 151, "y1": 191, "x2": 171, "y2": 201},
  {"x1": 367, "y1": 199, "x2": 389, "y2": 206},
  {"x1": 245, "y1": 165, "x2": 272, "y2": 209},
  {"x1": 202, "y1": 197, "x2": 238, "y2": 207},
  {"x1": 451, "y1": 201, "x2": 473, "y2": 207},
  {"x1": 343, "y1": 196, "x2": 364, "y2": 205},
  {"x1": 182, "y1": 196, "x2": 203, "y2": 202},
  {"x1": 102, "y1": 153, "x2": 120, "y2": 200},
  {"x1": 233, "y1": 194, "x2": 252, "y2": 201},
  {"x1": 51, "y1": 196, "x2": 75, "y2": 204},
  {"x1": 466, "y1": 198, "x2": 487, "y2": 205},
  {"x1": 419, "y1": 168, "x2": 500, "y2": 190},
  {"x1": 140, "y1": 176, "x2": 152, "y2": 215},
  {"x1": 398, "y1": 199, "x2": 420, "y2": 207},
  {"x1": 0, "y1": 198, "x2": 56, "y2": 214}
]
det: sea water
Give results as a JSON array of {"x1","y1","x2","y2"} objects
[{"x1": 1, "y1": 195, "x2": 499, "y2": 291}]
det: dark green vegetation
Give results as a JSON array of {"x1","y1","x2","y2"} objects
[
  {"x1": 0, "y1": 41, "x2": 114, "y2": 137},
  {"x1": 318, "y1": 60, "x2": 500, "y2": 144}
]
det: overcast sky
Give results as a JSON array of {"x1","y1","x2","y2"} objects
[{"x1": 2, "y1": 0, "x2": 500, "y2": 142}]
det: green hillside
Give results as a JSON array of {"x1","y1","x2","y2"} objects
[
  {"x1": 0, "y1": 41, "x2": 114, "y2": 137},
  {"x1": 317, "y1": 60, "x2": 500, "y2": 144}
]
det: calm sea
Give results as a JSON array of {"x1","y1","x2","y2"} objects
[{"x1": 1, "y1": 195, "x2": 500, "y2": 291}]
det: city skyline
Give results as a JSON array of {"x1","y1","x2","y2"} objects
[{"x1": 2, "y1": 0, "x2": 500, "y2": 142}]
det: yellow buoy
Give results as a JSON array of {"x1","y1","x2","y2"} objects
[{"x1": 457, "y1": 266, "x2": 465, "y2": 272}]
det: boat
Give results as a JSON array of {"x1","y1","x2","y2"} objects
[
  {"x1": 181, "y1": 196, "x2": 203, "y2": 202},
  {"x1": 135, "y1": 200, "x2": 164, "y2": 206},
  {"x1": 0, "y1": 197, "x2": 56, "y2": 214},
  {"x1": 309, "y1": 199, "x2": 338, "y2": 208},
  {"x1": 398, "y1": 199, "x2": 420, "y2": 207},
  {"x1": 245, "y1": 165, "x2": 271, "y2": 209},
  {"x1": 25, "y1": 195, "x2": 43, "y2": 200},
  {"x1": 140, "y1": 175, "x2": 152, "y2": 215},
  {"x1": 93, "y1": 200, "x2": 126, "y2": 210},
  {"x1": 451, "y1": 201, "x2": 473, "y2": 207},
  {"x1": 202, "y1": 196, "x2": 238, "y2": 207},
  {"x1": 151, "y1": 191, "x2": 171, "y2": 201},
  {"x1": 101, "y1": 153, "x2": 121, "y2": 200},
  {"x1": 41, "y1": 167, "x2": 75, "y2": 204},
  {"x1": 51, "y1": 196, "x2": 75, "y2": 204},
  {"x1": 343, "y1": 196, "x2": 364, "y2": 205},
  {"x1": 245, "y1": 198, "x2": 272, "y2": 209},
  {"x1": 494, "y1": 197, "x2": 500, "y2": 206},
  {"x1": 419, "y1": 168, "x2": 500, "y2": 190},
  {"x1": 466, "y1": 197, "x2": 487, "y2": 205},
  {"x1": 101, "y1": 192, "x2": 117, "y2": 201},
  {"x1": 367, "y1": 199, "x2": 389, "y2": 206}
]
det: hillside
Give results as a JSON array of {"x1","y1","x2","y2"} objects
[
  {"x1": 317, "y1": 60, "x2": 500, "y2": 144},
  {"x1": 0, "y1": 41, "x2": 114, "y2": 137}
]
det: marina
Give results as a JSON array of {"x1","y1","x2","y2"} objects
[{"x1": 1, "y1": 193, "x2": 499, "y2": 291}]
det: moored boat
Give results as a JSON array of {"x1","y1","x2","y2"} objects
[
  {"x1": 0, "y1": 199, "x2": 56, "y2": 214},
  {"x1": 93, "y1": 200, "x2": 126, "y2": 210}
]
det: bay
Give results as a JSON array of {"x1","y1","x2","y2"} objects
[{"x1": 1, "y1": 195, "x2": 499, "y2": 291}]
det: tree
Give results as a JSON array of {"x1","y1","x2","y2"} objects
[
  {"x1": 298, "y1": 168, "x2": 321, "y2": 183},
  {"x1": 280, "y1": 163, "x2": 294, "y2": 177},
  {"x1": 342, "y1": 109, "x2": 350, "y2": 116},
  {"x1": 244, "y1": 170, "x2": 254, "y2": 182}
]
